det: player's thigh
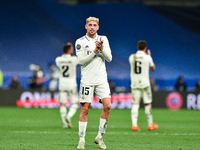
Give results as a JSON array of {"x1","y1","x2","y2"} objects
[
  {"x1": 94, "y1": 82, "x2": 111, "y2": 103},
  {"x1": 131, "y1": 88, "x2": 142, "y2": 103},
  {"x1": 142, "y1": 86, "x2": 152, "y2": 104},
  {"x1": 79, "y1": 83, "x2": 94, "y2": 103},
  {"x1": 69, "y1": 87, "x2": 79, "y2": 104},
  {"x1": 58, "y1": 91, "x2": 68, "y2": 103}
]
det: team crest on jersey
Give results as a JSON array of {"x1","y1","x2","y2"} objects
[
  {"x1": 76, "y1": 44, "x2": 81, "y2": 50},
  {"x1": 82, "y1": 95, "x2": 85, "y2": 99}
]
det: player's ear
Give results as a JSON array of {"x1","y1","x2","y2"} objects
[
  {"x1": 85, "y1": 24, "x2": 87, "y2": 30},
  {"x1": 97, "y1": 25, "x2": 99, "y2": 31}
]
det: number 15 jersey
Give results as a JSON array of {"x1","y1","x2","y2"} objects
[
  {"x1": 129, "y1": 51, "x2": 154, "y2": 89},
  {"x1": 75, "y1": 34, "x2": 112, "y2": 85},
  {"x1": 55, "y1": 54, "x2": 78, "y2": 91}
]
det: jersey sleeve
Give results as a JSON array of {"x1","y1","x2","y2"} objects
[
  {"x1": 129, "y1": 54, "x2": 133, "y2": 65},
  {"x1": 101, "y1": 36, "x2": 112, "y2": 62},
  {"x1": 72, "y1": 56, "x2": 78, "y2": 65},
  {"x1": 149, "y1": 56, "x2": 154, "y2": 67},
  {"x1": 75, "y1": 39, "x2": 96, "y2": 65},
  {"x1": 55, "y1": 57, "x2": 59, "y2": 67}
]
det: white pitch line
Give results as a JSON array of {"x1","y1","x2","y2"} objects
[{"x1": 11, "y1": 131, "x2": 200, "y2": 136}]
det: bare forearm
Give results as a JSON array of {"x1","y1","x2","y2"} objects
[{"x1": 150, "y1": 65, "x2": 156, "y2": 71}]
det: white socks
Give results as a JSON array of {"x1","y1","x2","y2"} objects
[
  {"x1": 60, "y1": 106, "x2": 67, "y2": 125},
  {"x1": 98, "y1": 118, "x2": 108, "y2": 137},
  {"x1": 79, "y1": 118, "x2": 108, "y2": 141},
  {"x1": 79, "y1": 121, "x2": 88, "y2": 141},
  {"x1": 131, "y1": 104, "x2": 153, "y2": 127},
  {"x1": 60, "y1": 104, "x2": 78, "y2": 124},
  {"x1": 68, "y1": 104, "x2": 78, "y2": 118},
  {"x1": 145, "y1": 105, "x2": 153, "y2": 126},
  {"x1": 131, "y1": 104, "x2": 140, "y2": 126}
]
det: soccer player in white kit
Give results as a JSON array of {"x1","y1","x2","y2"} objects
[
  {"x1": 129, "y1": 40, "x2": 158, "y2": 131},
  {"x1": 55, "y1": 43, "x2": 79, "y2": 129},
  {"x1": 76, "y1": 17, "x2": 112, "y2": 149}
]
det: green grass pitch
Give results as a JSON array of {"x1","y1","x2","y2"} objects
[{"x1": 0, "y1": 107, "x2": 200, "y2": 150}]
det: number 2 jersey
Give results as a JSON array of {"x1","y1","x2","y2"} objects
[
  {"x1": 55, "y1": 54, "x2": 78, "y2": 91},
  {"x1": 75, "y1": 34, "x2": 112, "y2": 85},
  {"x1": 129, "y1": 51, "x2": 154, "y2": 89}
]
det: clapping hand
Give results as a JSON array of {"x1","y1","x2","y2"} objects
[{"x1": 95, "y1": 37, "x2": 104, "y2": 51}]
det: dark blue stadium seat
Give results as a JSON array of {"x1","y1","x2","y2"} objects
[{"x1": 0, "y1": 0, "x2": 200, "y2": 90}]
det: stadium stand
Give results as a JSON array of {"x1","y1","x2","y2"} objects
[{"x1": 0, "y1": 0, "x2": 200, "y2": 90}]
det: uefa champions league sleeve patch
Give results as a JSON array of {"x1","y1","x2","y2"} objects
[{"x1": 76, "y1": 44, "x2": 81, "y2": 50}]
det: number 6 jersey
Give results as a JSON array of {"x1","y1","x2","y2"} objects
[
  {"x1": 129, "y1": 51, "x2": 154, "y2": 89},
  {"x1": 55, "y1": 54, "x2": 78, "y2": 91}
]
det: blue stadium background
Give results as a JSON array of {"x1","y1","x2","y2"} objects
[{"x1": 1, "y1": 0, "x2": 200, "y2": 90}]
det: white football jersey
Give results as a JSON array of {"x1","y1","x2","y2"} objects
[
  {"x1": 75, "y1": 34, "x2": 112, "y2": 85},
  {"x1": 129, "y1": 51, "x2": 154, "y2": 88},
  {"x1": 55, "y1": 54, "x2": 78, "y2": 91}
]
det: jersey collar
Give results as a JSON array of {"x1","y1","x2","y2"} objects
[
  {"x1": 85, "y1": 33, "x2": 99, "y2": 41},
  {"x1": 137, "y1": 51, "x2": 146, "y2": 54},
  {"x1": 62, "y1": 54, "x2": 71, "y2": 57}
]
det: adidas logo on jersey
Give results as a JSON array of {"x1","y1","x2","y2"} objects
[{"x1": 85, "y1": 45, "x2": 89, "y2": 48}]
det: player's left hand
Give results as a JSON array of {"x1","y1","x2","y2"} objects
[{"x1": 95, "y1": 37, "x2": 104, "y2": 51}]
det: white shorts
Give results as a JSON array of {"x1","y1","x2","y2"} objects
[
  {"x1": 79, "y1": 82, "x2": 111, "y2": 103},
  {"x1": 131, "y1": 86, "x2": 152, "y2": 104},
  {"x1": 58, "y1": 87, "x2": 79, "y2": 104}
]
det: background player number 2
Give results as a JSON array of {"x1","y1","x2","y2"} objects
[{"x1": 62, "y1": 65, "x2": 69, "y2": 77}]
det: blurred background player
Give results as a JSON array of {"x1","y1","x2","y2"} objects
[
  {"x1": 129, "y1": 40, "x2": 158, "y2": 131},
  {"x1": 76, "y1": 17, "x2": 112, "y2": 149},
  {"x1": 55, "y1": 43, "x2": 79, "y2": 129}
]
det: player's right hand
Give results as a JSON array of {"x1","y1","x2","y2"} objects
[{"x1": 147, "y1": 49, "x2": 151, "y2": 56}]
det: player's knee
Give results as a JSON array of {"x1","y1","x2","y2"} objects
[
  {"x1": 104, "y1": 104, "x2": 111, "y2": 113},
  {"x1": 60, "y1": 103, "x2": 66, "y2": 107},
  {"x1": 81, "y1": 107, "x2": 89, "y2": 116},
  {"x1": 71, "y1": 103, "x2": 79, "y2": 110},
  {"x1": 131, "y1": 104, "x2": 140, "y2": 113}
]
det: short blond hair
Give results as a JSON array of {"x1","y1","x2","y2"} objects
[{"x1": 86, "y1": 17, "x2": 99, "y2": 25}]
